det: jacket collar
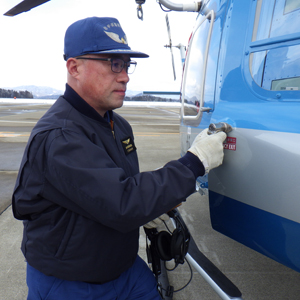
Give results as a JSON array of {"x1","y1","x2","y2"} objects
[{"x1": 63, "y1": 84, "x2": 113, "y2": 123}]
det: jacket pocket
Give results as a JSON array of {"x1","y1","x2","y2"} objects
[{"x1": 54, "y1": 211, "x2": 77, "y2": 259}]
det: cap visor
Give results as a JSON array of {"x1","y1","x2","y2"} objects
[{"x1": 91, "y1": 49, "x2": 149, "y2": 58}]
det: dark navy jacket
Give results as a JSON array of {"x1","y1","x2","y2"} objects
[{"x1": 12, "y1": 85, "x2": 197, "y2": 283}]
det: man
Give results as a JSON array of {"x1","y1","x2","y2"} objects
[{"x1": 12, "y1": 17, "x2": 226, "y2": 299}]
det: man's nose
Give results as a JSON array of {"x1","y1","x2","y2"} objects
[{"x1": 117, "y1": 68, "x2": 130, "y2": 83}]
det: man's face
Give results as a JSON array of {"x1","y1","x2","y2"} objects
[{"x1": 75, "y1": 54, "x2": 130, "y2": 117}]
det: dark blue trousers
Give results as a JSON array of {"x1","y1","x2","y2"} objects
[{"x1": 26, "y1": 256, "x2": 162, "y2": 300}]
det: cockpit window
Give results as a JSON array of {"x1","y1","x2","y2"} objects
[
  {"x1": 250, "y1": 0, "x2": 300, "y2": 91},
  {"x1": 285, "y1": 0, "x2": 300, "y2": 14},
  {"x1": 250, "y1": 45, "x2": 300, "y2": 91},
  {"x1": 252, "y1": 0, "x2": 300, "y2": 41}
]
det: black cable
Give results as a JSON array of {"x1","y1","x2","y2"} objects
[
  {"x1": 149, "y1": 210, "x2": 193, "y2": 294},
  {"x1": 173, "y1": 258, "x2": 193, "y2": 293},
  {"x1": 162, "y1": 220, "x2": 172, "y2": 233},
  {"x1": 160, "y1": 257, "x2": 193, "y2": 294},
  {"x1": 164, "y1": 260, "x2": 178, "y2": 271},
  {"x1": 162, "y1": 215, "x2": 193, "y2": 292}
]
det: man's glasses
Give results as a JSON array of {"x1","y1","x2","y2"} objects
[{"x1": 76, "y1": 57, "x2": 137, "y2": 74}]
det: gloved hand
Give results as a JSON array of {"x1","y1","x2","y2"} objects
[
  {"x1": 188, "y1": 128, "x2": 227, "y2": 174},
  {"x1": 143, "y1": 213, "x2": 170, "y2": 229}
]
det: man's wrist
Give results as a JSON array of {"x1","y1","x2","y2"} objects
[{"x1": 178, "y1": 152, "x2": 205, "y2": 178}]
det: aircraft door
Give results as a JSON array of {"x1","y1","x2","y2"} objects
[{"x1": 208, "y1": 0, "x2": 300, "y2": 273}]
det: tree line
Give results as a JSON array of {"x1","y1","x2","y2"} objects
[
  {"x1": 124, "y1": 94, "x2": 179, "y2": 102},
  {"x1": 0, "y1": 88, "x2": 33, "y2": 99}
]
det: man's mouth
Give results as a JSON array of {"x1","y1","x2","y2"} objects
[{"x1": 114, "y1": 89, "x2": 126, "y2": 95}]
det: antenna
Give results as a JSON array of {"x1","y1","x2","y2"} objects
[{"x1": 164, "y1": 14, "x2": 176, "y2": 80}]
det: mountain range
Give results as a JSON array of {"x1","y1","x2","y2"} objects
[
  {"x1": 7, "y1": 85, "x2": 64, "y2": 99},
  {"x1": 3, "y1": 85, "x2": 179, "y2": 102}
]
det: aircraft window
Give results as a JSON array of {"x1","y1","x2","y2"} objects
[
  {"x1": 252, "y1": 0, "x2": 300, "y2": 42},
  {"x1": 182, "y1": 14, "x2": 211, "y2": 117},
  {"x1": 271, "y1": 77, "x2": 300, "y2": 91},
  {"x1": 284, "y1": 0, "x2": 300, "y2": 14},
  {"x1": 250, "y1": 44, "x2": 300, "y2": 91}
]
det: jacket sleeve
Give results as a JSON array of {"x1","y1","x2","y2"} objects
[{"x1": 39, "y1": 128, "x2": 196, "y2": 232}]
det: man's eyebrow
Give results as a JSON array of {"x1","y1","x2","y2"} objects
[{"x1": 110, "y1": 55, "x2": 131, "y2": 61}]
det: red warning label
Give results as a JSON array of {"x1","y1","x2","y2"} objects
[{"x1": 224, "y1": 137, "x2": 236, "y2": 151}]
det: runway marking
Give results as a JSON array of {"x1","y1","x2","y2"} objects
[
  {"x1": 0, "y1": 120, "x2": 37, "y2": 124},
  {"x1": 134, "y1": 133, "x2": 179, "y2": 137},
  {"x1": 0, "y1": 132, "x2": 29, "y2": 137},
  {"x1": 134, "y1": 132, "x2": 179, "y2": 135},
  {"x1": 135, "y1": 134, "x2": 160, "y2": 137},
  {"x1": 130, "y1": 123, "x2": 179, "y2": 126}
]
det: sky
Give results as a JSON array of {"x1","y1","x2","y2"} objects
[{"x1": 0, "y1": 0, "x2": 197, "y2": 93}]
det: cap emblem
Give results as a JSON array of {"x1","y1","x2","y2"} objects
[{"x1": 104, "y1": 31, "x2": 128, "y2": 45}]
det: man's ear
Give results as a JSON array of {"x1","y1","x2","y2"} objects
[{"x1": 66, "y1": 58, "x2": 80, "y2": 79}]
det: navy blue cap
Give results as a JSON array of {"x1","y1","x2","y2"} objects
[{"x1": 64, "y1": 17, "x2": 149, "y2": 61}]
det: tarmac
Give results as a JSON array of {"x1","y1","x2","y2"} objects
[{"x1": 1, "y1": 102, "x2": 300, "y2": 300}]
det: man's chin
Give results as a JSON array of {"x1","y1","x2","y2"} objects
[{"x1": 112, "y1": 100, "x2": 124, "y2": 111}]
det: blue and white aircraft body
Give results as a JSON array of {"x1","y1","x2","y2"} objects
[{"x1": 180, "y1": 0, "x2": 300, "y2": 274}]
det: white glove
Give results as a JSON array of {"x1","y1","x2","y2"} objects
[
  {"x1": 143, "y1": 213, "x2": 170, "y2": 229},
  {"x1": 188, "y1": 128, "x2": 227, "y2": 174}
]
